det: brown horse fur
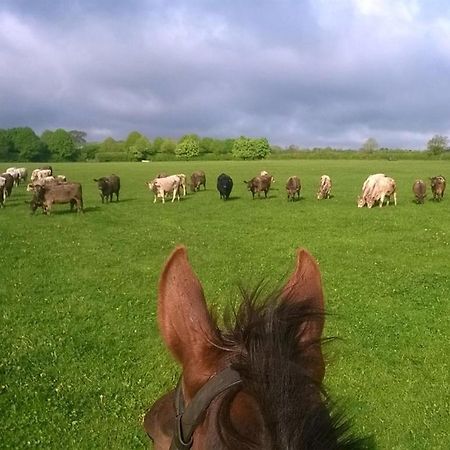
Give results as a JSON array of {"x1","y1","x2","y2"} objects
[{"x1": 145, "y1": 247, "x2": 369, "y2": 449}]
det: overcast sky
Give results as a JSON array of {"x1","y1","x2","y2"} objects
[{"x1": 1, "y1": 0, "x2": 449, "y2": 148}]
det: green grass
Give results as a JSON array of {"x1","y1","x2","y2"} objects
[{"x1": 1, "y1": 160, "x2": 449, "y2": 449}]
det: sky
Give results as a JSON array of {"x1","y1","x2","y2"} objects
[{"x1": 1, "y1": 0, "x2": 450, "y2": 149}]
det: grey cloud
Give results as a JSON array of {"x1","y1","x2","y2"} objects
[{"x1": 1, "y1": 1, "x2": 450, "y2": 148}]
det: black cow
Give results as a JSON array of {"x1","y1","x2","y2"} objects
[
  {"x1": 94, "y1": 174, "x2": 121, "y2": 203},
  {"x1": 216, "y1": 173, "x2": 233, "y2": 200}
]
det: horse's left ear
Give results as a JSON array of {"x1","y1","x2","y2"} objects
[
  {"x1": 282, "y1": 248, "x2": 325, "y2": 382},
  {"x1": 157, "y1": 246, "x2": 222, "y2": 397}
]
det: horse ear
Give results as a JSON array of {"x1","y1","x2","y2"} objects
[
  {"x1": 281, "y1": 248, "x2": 325, "y2": 382},
  {"x1": 157, "y1": 246, "x2": 221, "y2": 396}
]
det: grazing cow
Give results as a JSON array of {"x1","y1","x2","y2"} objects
[
  {"x1": 17, "y1": 167, "x2": 28, "y2": 183},
  {"x1": 244, "y1": 174, "x2": 272, "y2": 199},
  {"x1": 261, "y1": 170, "x2": 275, "y2": 183},
  {"x1": 190, "y1": 170, "x2": 206, "y2": 192},
  {"x1": 147, "y1": 175, "x2": 181, "y2": 203},
  {"x1": 30, "y1": 182, "x2": 83, "y2": 214},
  {"x1": 6, "y1": 168, "x2": 20, "y2": 186},
  {"x1": 93, "y1": 174, "x2": 120, "y2": 203},
  {"x1": 366, "y1": 176, "x2": 397, "y2": 208},
  {"x1": 0, "y1": 176, "x2": 5, "y2": 207},
  {"x1": 30, "y1": 169, "x2": 52, "y2": 183},
  {"x1": 27, "y1": 176, "x2": 66, "y2": 192},
  {"x1": 357, "y1": 173, "x2": 386, "y2": 207},
  {"x1": 216, "y1": 173, "x2": 233, "y2": 200},
  {"x1": 175, "y1": 174, "x2": 187, "y2": 197},
  {"x1": 317, "y1": 175, "x2": 332, "y2": 200},
  {"x1": 286, "y1": 176, "x2": 301, "y2": 201},
  {"x1": 412, "y1": 180, "x2": 427, "y2": 204},
  {"x1": 430, "y1": 175, "x2": 446, "y2": 201},
  {"x1": 0, "y1": 173, "x2": 14, "y2": 198}
]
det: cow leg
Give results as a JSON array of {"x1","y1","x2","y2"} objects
[
  {"x1": 393, "y1": 193, "x2": 397, "y2": 206},
  {"x1": 153, "y1": 195, "x2": 157, "y2": 203}
]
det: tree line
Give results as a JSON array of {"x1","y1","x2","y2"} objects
[{"x1": 0, "y1": 127, "x2": 448, "y2": 162}]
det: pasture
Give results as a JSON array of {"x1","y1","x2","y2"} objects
[{"x1": 1, "y1": 160, "x2": 449, "y2": 449}]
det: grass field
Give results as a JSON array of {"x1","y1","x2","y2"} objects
[{"x1": 1, "y1": 160, "x2": 449, "y2": 449}]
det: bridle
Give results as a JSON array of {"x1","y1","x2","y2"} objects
[{"x1": 170, "y1": 367, "x2": 242, "y2": 450}]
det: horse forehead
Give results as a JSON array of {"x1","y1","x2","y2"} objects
[{"x1": 197, "y1": 390, "x2": 266, "y2": 449}]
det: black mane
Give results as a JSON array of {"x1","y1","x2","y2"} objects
[{"x1": 213, "y1": 287, "x2": 371, "y2": 450}]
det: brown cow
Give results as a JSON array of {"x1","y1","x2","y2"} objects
[
  {"x1": 190, "y1": 171, "x2": 206, "y2": 192},
  {"x1": 430, "y1": 176, "x2": 446, "y2": 201},
  {"x1": 286, "y1": 176, "x2": 301, "y2": 201},
  {"x1": 412, "y1": 180, "x2": 426, "y2": 204},
  {"x1": 244, "y1": 174, "x2": 272, "y2": 199},
  {"x1": 30, "y1": 182, "x2": 83, "y2": 214}
]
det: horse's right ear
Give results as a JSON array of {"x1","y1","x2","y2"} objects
[
  {"x1": 281, "y1": 248, "x2": 325, "y2": 383},
  {"x1": 157, "y1": 246, "x2": 222, "y2": 397}
]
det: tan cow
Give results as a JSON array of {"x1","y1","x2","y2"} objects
[
  {"x1": 147, "y1": 175, "x2": 181, "y2": 204},
  {"x1": 366, "y1": 176, "x2": 397, "y2": 208},
  {"x1": 317, "y1": 175, "x2": 332, "y2": 200},
  {"x1": 430, "y1": 176, "x2": 446, "y2": 201},
  {"x1": 357, "y1": 173, "x2": 386, "y2": 207}
]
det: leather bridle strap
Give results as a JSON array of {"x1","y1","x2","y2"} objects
[{"x1": 170, "y1": 367, "x2": 242, "y2": 450}]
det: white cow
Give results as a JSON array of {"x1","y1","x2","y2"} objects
[{"x1": 147, "y1": 175, "x2": 181, "y2": 204}]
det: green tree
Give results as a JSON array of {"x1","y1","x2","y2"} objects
[
  {"x1": 160, "y1": 138, "x2": 176, "y2": 155},
  {"x1": 129, "y1": 136, "x2": 152, "y2": 160},
  {"x1": 152, "y1": 137, "x2": 164, "y2": 154},
  {"x1": 427, "y1": 135, "x2": 448, "y2": 155},
  {"x1": 9, "y1": 127, "x2": 46, "y2": 161},
  {"x1": 41, "y1": 128, "x2": 78, "y2": 161},
  {"x1": 361, "y1": 137, "x2": 379, "y2": 153},
  {"x1": 0, "y1": 129, "x2": 13, "y2": 161},
  {"x1": 232, "y1": 136, "x2": 270, "y2": 159},
  {"x1": 69, "y1": 130, "x2": 87, "y2": 147},
  {"x1": 175, "y1": 135, "x2": 200, "y2": 159}
]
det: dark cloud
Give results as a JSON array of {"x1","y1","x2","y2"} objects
[{"x1": 1, "y1": 0, "x2": 449, "y2": 148}]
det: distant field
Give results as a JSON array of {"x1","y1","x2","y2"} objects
[{"x1": 1, "y1": 160, "x2": 449, "y2": 449}]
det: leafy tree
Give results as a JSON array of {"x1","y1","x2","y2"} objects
[
  {"x1": 232, "y1": 136, "x2": 270, "y2": 159},
  {"x1": 361, "y1": 138, "x2": 379, "y2": 153},
  {"x1": 41, "y1": 128, "x2": 78, "y2": 161},
  {"x1": 175, "y1": 135, "x2": 200, "y2": 159},
  {"x1": 69, "y1": 130, "x2": 87, "y2": 147},
  {"x1": 160, "y1": 138, "x2": 176, "y2": 155},
  {"x1": 0, "y1": 129, "x2": 13, "y2": 161},
  {"x1": 152, "y1": 137, "x2": 164, "y2": 154},
  {"x1": 9, "y1": 127, "x2": 46, "y2": 161},
  {"x1": 99, "y1": 137, "x2": 123, "y2": 153},
  {"x1": 79, "y1": 143, "x2": 100, "y2": 160},
  {"x1": 125, "y1": 131, "x2": 142, "y2": 149},
  {"x1": 129, "y1": 135, "x2": 152, "y2": 160},
  {"x1": 427, "y1": 135, "x2": 448, "y2": 155}
]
